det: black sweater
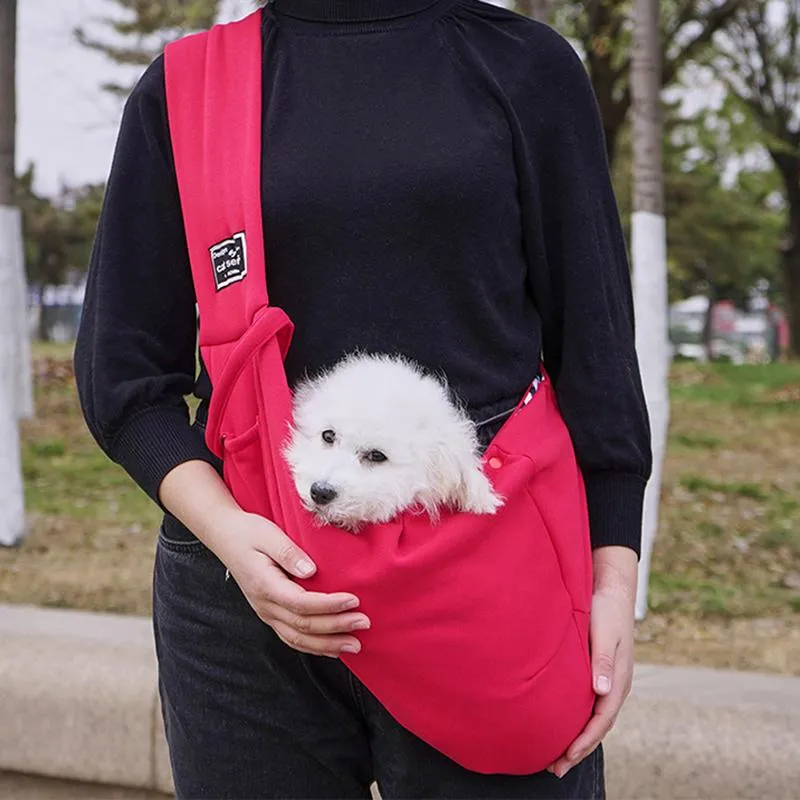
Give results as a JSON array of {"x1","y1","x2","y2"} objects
[{"x1": 74, "y1": 0, "x2": 652, "y2": 554}]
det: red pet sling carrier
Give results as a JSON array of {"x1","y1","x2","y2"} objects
[{"x1": 164, "y1": 10, "x2": 594, "y2": 775}]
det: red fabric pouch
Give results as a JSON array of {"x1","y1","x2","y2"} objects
[{"x1": 164, "y1": 10, "x2": 594, "y2": 775}]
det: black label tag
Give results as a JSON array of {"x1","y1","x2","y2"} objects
[{"x1": 210, "y1": 232, "x2": 247, "y2": 291}]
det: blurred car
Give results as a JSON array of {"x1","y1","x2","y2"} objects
[
  {"x1": 669, "y1": 296, "x2": 709, "y2": 361},
  {"x1": 668, "y1": 296, "x2": 785, "y2": 364}
]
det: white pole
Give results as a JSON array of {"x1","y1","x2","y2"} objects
[
  {"x1": 631, "y1": 0, "x2": 669, "y2": 620},
  {"x1": 632, "y1": 213, "x2": 670, "y2": 619},
  {"x1": 0, "y1": 205, "x2": 26, "y2": 547}
]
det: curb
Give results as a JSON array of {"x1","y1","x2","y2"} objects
[
  {"x1": 0, "y1": 605, "x2": 171, "y2": 795},
  {"x1": 2, "y1": 604, "x2": 799, "y2": 799}
]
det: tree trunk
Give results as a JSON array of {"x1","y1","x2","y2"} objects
[
  {"x1": 0, "y1": 0, "x2": 16, "y2": 206},
  {"x1": 783, "y1": 251, "x2": 800, "y2": 357},
  {"x1": 0, "y1": 0, "x2": 30, "y2": 421},
  {"x1": 702, "y1": 273, "x2": 715, "y2": 361},
  {"x1": 14, "y1": 229, "x2": 33, "y2": 419},
  {"x1": 584, "y1": 1, "x2": 629, "y2": 169},
  {"x1": 782, "y1": 208, "x2": 800, "y2": 357},
  {"x1": 604, "y1": 121, "x2": 620, "y2": 167},
  {"x1": 775, "y1": 159, "x2": 800, "y2": 357},
  {"x1": 0, "y1": 0, "x2": 26, "y2": 547},
  {"x1": 630, "y1": 0, "x2": 668, "y2": 620}
]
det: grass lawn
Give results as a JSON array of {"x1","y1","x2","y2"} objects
[{"x1": 1, "y1": 345, "x2": 799, "y2": 674}]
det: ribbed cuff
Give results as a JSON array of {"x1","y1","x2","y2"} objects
[
  {"x1": 108, "y1": 405, "x2": 222, "y2": 510},
  {"x1": 583, "y1": 472, "x2": 647, "y2": 558}
]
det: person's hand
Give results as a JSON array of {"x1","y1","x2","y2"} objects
[
  {"x1": 158, "y1": 461, "x2": 370, "y2": 658},
  {"x1": 214, "y1": 508, "x2": 371, "y2": 658},
  {"x1": 547, "y1": 545, "x2": 638, "y2": 778}
]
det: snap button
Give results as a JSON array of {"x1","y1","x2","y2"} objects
[{"x1": 488, "y1": 456, "x2": 503, "y2": 470}]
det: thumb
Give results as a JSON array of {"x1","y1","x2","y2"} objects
[
  {"x1": 264, "y1": 524, "x2": 317, "y2": 579},
  {"x1": 591, "y1": 628, "x2": 618, "y2": 696}
]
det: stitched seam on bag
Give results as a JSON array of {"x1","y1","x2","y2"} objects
[
  {"x1": 524, "y1": 483, "x2": 576, "y2": 611},
  {"x1": 222, "y1": 419, "x2": 260, "y2": 453},
  {"x1": 523, "y1": 614, "x2": 576, "y2": 683}
]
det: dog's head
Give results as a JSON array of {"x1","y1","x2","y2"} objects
[{"x1": 283, "y1": 354, "x2": 502, "y2": 530}]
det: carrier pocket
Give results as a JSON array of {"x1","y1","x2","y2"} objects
[
  {"x1": 221, "y1": 420, "x2": 266, "y2": 515},
  {"x1": 522, "y1": 429, "x2": 593, "y2": 614}
]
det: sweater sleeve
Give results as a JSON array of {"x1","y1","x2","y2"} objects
[
  {"x1": 74, "y1": 56, "x2": 219, "y2": 507},
  {"x1": 523, "y1": 29, "x2": 653, "y2": 556}
]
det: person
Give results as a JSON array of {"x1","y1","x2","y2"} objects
[{"x1": 74, "y1": 0, "x2": 652, "y2": 797}]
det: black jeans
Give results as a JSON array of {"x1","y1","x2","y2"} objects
[{"x1": 153, "y1": 519, "x2": 605, "y2": 800}]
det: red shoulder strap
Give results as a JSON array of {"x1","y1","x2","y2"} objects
[{"x1": 164, "y1": 10, "x2": 267, "y2": 346}]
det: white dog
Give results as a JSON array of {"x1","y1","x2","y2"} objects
[{"x1": 283, "y1": 354, "x2": 504, "y2": 530}]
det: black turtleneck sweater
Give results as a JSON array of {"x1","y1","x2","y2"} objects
[{"x1": 74, "y1": 0, "x2": 652, "y2": 554}]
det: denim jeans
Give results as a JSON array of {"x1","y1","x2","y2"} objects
[{"x1": 153, "y1": 517, "x2": 605, "y2": 800}]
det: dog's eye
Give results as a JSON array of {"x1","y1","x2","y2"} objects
[
  {"x1": 321, "y1": 429, "x2": 336, "y2": 445},
  {"x1": 363, "y1": 450, "x2": 388, "y2": 464}
]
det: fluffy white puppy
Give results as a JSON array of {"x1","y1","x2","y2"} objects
[{"x1": 283, "y1": 354, "x2": 504, "y2": 530}]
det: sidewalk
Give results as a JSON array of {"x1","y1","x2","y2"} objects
[
  {"x1": 0, "y1": 771, "x2": 166, "y2": 800},
  {"x1": 2, "y1": 603, "x2": 799, "y2": 799}
]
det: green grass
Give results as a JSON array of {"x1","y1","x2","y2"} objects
[
  {"x1": 669, "y1": 361, "x2": 800, "y2": 412},
  {"x1": 679, "y1": 475, "x2": 771, "y2": 500},
  {"x1": 20, "y1": 345, "x2": 160, "y2": 528},
  {"x1": 645, "y1": 361, "x2": 800, "y2": 627},
  {"x1": 0, "y1": 343, "x2": 161, "y2": 614},
  {"x1": 28, "y1": 341, "x2": 77, "y2": 361},
  {"x1": 670, "y1": 432, "x2": 723, "y2": 450}
]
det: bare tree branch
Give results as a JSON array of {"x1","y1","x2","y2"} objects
[{"x1": 663, "y1": 0, "x2": 744, "y2": 85}]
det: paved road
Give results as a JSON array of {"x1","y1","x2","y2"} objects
[{"x1": 0, "y1": 772, "x2": 168, "y2": 799}]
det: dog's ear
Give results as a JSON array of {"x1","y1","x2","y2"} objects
[
  {"x1": 419, "y1": 442, "x2": 503, "y2": 518},
  {"x1": 417, "y1": 445, "x2": 460, "y2": 520}
]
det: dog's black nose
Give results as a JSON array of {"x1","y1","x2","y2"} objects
[{"x1": 310, "y1": 482, "x2": 338, "y2": 506}]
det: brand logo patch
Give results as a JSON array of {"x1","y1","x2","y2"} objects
[{"x1": 210, "y1": 233, "x2": 247, "y2": 291}]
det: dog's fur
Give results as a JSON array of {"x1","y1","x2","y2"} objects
[{"x1": 283, "y1": 354, "x2": 504, "y2": 530}]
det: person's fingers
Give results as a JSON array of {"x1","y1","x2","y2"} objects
[
  {"x1": 259, "y1": 525, "x2": 318, "y2": 579},
  {"x1": 547, "y1": 707, "x2": 615, "y2": 778},
  {"x1": 590, "y1": 613, "x2": 619, "y2": 697},
  {"x1": 256, "y1": 561, "x2": 362, "y2": 615},
  {"x1": 270, "y1": 620, "x2": 362, "y2": 658},
  {"x1": 549, "y1": 636, "x2": 632, "y2": 778},
  {"x1": 263, "y1": 601, "x2": 370, "y2": 636},
  {"x1": 549, "y1": 658, "x2": 629, "y2": 778}
]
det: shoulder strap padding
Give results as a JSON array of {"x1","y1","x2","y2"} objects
[{"x1": 164, "y1": 10, "x2": 268, "y2": 347}]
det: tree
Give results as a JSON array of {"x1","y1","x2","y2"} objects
[
  {"x1": 0, "y1": 0, "x2": 27, "y2": 547},
  {"x1": 555, "y1": 0, "x2": 745, "y2": 165},
  {"x1": 713, "y1": 0, "x2": 800, "y2": 354},
  {"x1": 613, "y1": 106, "x2": 784, "y2": 308},
  {"x1": 515, "y1": 0, "x2": 551, "y2": 23},
  {"x1": 664, "y1": 116, "x2": 783, "y2": 308},
  {"x1": 15, "y1": 166, "x2": 105, "y2": 288},
  {"x1": 75, "y1": 0, "x2": 221, "y2": 96},
  {"x1": 630, "y1": 0, "x2": 668, "y2": 619}
]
